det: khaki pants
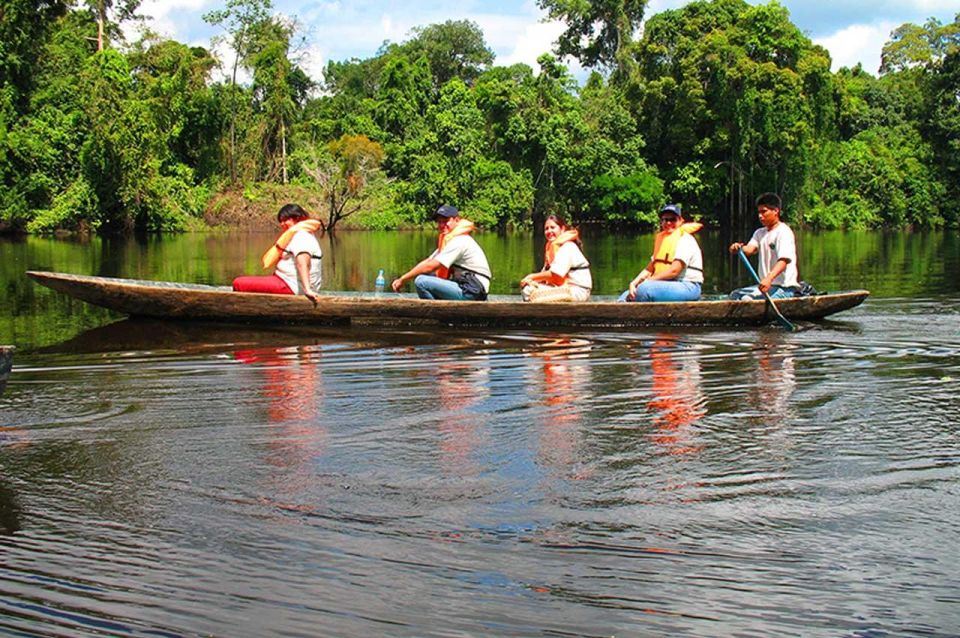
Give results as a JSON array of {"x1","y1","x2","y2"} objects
[{"x1": 523, "y1": 283, "x2": 591, "y2": 303}]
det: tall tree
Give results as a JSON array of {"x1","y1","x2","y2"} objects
[
  {"x1": 631, "y1": 0, "x2": 834, "y2": 227},
  {"x1": 303, "y1": 134, "x2": 385, "y2": 230},
  {"x1": 880, "y1": 15, "x2": 960, "y2": 74},
  {"x1": 246, "y1": 16, "x2": 309, "y2": 183},
  {"x1": 204, "y1": 0, "x2": 271, "y2": 185},
  {"x1": 537, "y1": 0, "x2": 647, "y2": 81},
  {"x1": 400, "y1": 20, "x2": 494, "y2": 89},
  {"x1": 83, "y1": 0, "x2": 141, "y2": 51}
]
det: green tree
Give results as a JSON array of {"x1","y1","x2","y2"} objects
[
  {"x1": 924, "y1": 49, "x2": 960, "y2": 223},
  {"x1": 400, "y1": 20, "x2": 494, "y2": 89},
  {"x1": 246, "y1": 17, "x2": 311, "y2": 183},
  {"x1": 302, "y1": 134, "x2": 385, "y2": 230},
  {"x1": 83, "y1": 0, "x2": 141, "y2": 51},
  {"x1": 537, "y1": 0, "x2": 648, "y2": 80},
  {"x1": 880, "y1": 15, "x2": 960, "y2": 74},
  {"x1": 631, "y1": 0, "x2": 835, "y2": 227},
  {"x1": 204, "y1": 0, "x2": 272, "y2": 184}
]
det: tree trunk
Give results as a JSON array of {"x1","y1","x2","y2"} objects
[
  {"x1": 280, "y1": 117, "x2": 287, "y2": 184},
  {"x1": 228, "y1": 31, "x2": 242, "y2": 186},
  {"x1": 97, "y1": 2, "x2": 105, "y2": 51}
]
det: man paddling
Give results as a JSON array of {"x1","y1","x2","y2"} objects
[
  {"x1": 391, "y1": 205, "x2": 492, "y2": 301},
  {"x1": 728, "y1": 193, "x2": 799, "y2": 300}
]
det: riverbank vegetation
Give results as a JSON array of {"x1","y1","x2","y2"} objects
[{"x1": 1, "y1": 0, "x2": 958, "y2": 234}]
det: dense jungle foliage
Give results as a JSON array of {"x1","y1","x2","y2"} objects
[{"x1": 1, "y1": 0, "x2": 958, "y2": 234}]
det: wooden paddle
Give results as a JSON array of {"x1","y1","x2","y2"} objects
[{"x1": 737, "y1": 248, "x2": 796, "y2": 331}]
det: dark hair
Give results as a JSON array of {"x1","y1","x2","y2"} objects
[
  {"x1": 277, "y1": 203, "x2": 310, "y2": 223},
  {"x1": 544, "y1": 213, "x2": 569, "y2": 228},
  {"x1": 755, "y1": 192, "x2": 782, "y2": 210},
  {"x1": 544, "y1": 213, "x2": 582, "y2": 249}
]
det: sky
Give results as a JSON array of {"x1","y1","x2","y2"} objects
[{"x1": 136, "y1": 0, "x2": 960, "y2": 84}]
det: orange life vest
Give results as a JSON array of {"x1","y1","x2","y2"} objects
[
  {"x1": 651, "y1": 222, "x2": 702, "y2": 276},
  {"x1": 544, "y1": 229, "x2": 587, "y2": 286},
  {"x1": 435, "y1": 219, "x2": 476, "y2": 279},
  {"x1": 261, "y1": 219, "x2": 323, "y2": 270}
]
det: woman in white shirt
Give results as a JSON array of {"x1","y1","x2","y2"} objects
[{"x1": 520, "y1": 214, "x2": 592, "y2": 302}]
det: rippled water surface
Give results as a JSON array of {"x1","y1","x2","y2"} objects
[
  {"x1": 1, "y1": 231, "x2": 960, "y2": 636},
  {"x1": 2, "y1": 300, "x2": 959, "y2": 636}
]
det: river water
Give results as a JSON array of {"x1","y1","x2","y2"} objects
[{"x1": 1, "y1": 231, "x2": 959, "y2": 636}]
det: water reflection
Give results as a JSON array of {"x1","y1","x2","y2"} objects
[
  {"x1": 647, "y1": 335, "x2": 707, "y2": 457},
  {"x1": 0, "y1": 478, "x2": 22, "y2": 534},
  {"x1": 748, "y1": 331, "x2": 797, "y2": 427},
  {"x1": 232, "y1": 345, "x2": 328, "y2": 511},
  {"x1": 434, "y1": 355, "x2": 490, "y2": 478},
  {"x1": 1, "y1": 301, "x2": 959, "y2": 636},
  {"x1": 528, "y1": 338, "x2": 592, "y2": 478}
]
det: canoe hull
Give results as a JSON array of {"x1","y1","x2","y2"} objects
[{"x1": 27, "y1": 271, "x2": 870, "y2": 328}]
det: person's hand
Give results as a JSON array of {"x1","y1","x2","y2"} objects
[
  {"x1": 520, "y1": 277, "x2": 534, "y2": 289},
  {"x1": 304, "y1": 289, "x2": 319, "y2": 305},
  {"x1": 758, "y1": 277, "x2": 772, "y2": 294},
  {"x1": 729, "y1": 242, "x2": 744, "y2": 254},
  {"x1": 391, "y1": 278, "x2": 404, "y2": 293},
  {"x1": 627, "y1": 281, "x2": 638, "y2": 300}
]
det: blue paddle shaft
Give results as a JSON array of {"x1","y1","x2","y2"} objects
[
  {"x1": 736, "y1": 247, "x2": 796, "y2": 331},
  {"x1": 737, "y1": 247, "x2": 763, "y2": 286}
]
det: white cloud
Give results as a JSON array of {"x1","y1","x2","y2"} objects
[
  {"x1": 299, "y1": 44, "x2": 328, "y2": 86},
  {"x1": 814, "y1": 21, "x2": 898, "y2": 73},
  {"x1": 498, "y1": 19, "x2": 566, "y2": 68}
]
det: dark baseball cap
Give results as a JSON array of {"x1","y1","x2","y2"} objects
[
  {"x1": 659, "y1": 204, "x2": 681, "y2": 217},
  {"x1": 435, "y1": 204, "x2": 459, "y2": 218}
]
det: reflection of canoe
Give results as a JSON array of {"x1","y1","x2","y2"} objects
[
  {"x1": 0, "y1": 345, "x2": 13, "y2": 395},
  {"x1": 27, "y1": 271, "x2": 870, "y2": 328}
]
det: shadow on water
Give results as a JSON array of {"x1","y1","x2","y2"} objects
[
  {"x1": 0, "y1": 346, "x2": 12, "y2": 396},
  {"x1": 34, "y1": 318, "x2": 520, "y2": 356},
  {"x1": 0, "y1": 478, "x2": 21, "y2": 534}
]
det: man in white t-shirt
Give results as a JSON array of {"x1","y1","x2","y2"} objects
[
  {"x1": 391, "y1": 205, "x2": 492, "y2": 301},
  {"x1": 728, "y1": 192, "x2": 799, "y2": 300},
  {"x1": 618, "y1": 204, "x2": 704, "y2": 302}
]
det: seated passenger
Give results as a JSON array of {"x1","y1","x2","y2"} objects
[
  {"x1": 520, "y1": 214, "x2": 592, "y2": 302},
  {"x1": 618, "y1": 204, "x2": 703, "y2": 303},
  {"x1": 391, "y1": 204, "x2": 491, "y2": 301},
  {"x1": 232, "y1": 203, "x2": 322, "y2": 303},
  {"x1": 728, "y1": 192, "x2": 799, "y2": 300}
]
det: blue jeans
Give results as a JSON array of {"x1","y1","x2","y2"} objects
[
  {"x1": 728, "y1": 285, "x2": 797, "y2": 300},
  {"x1": 414, "y1": 275, "x2": 485, "y2": 301},
  {"x1": 618, "y1": 281, "x2": 701, "y2": 302}
]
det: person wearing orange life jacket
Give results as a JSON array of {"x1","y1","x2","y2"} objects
[
  {"x1": 232, "y1": 203, "x2": 323, "y2": 303},
  {"x1": 618, "y1": 203, "x2": 704, "y2": 303},
  {"x1": 391, "y1": 204, "x2": 492, "y2": 300},
  {"x1": 519, "y1": 214, "x2": 592, "y2": 302}
]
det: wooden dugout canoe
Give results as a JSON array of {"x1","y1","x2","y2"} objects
[{"x1": 27, "y1": 271, "x2": 869, "y2": 328}]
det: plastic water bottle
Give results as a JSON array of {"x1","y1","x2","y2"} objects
[{"x1": 375, "y1": 269, "x2": 385, "y2": 294}]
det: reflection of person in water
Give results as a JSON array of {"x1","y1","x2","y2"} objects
[
  {"x1": 433, "y1": 357, "x2": 491, "y2": 477},
  {"x1": 530, "y1": 339, "x2": 592, "y2": 474},
  {"x1": 647, "y1": 335, "x2": 706, "y2": 455},
  {"x1": 233, "y1": 346, "x2": 325, "y2": 469},
  {"x1": 750, "y1": 331, "x2": 797, "y2": 426}
]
